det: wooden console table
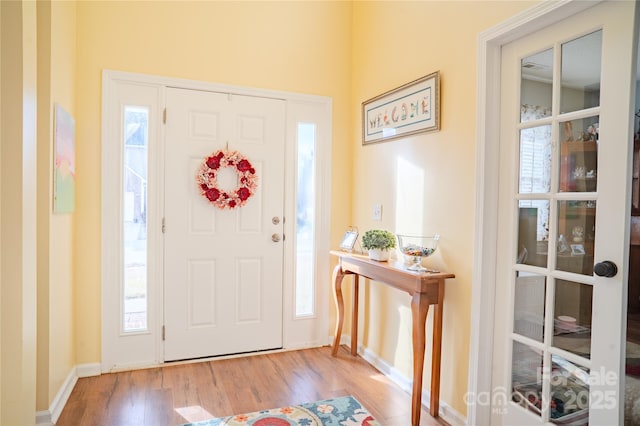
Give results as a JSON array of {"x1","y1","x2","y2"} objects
[{"x1": 329, "y1": 250, "x2": 454, "y2": 426}]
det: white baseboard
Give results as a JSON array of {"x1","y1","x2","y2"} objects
[
  {"x1": 102, "y1": 359, "x2": 160, "y2": 374},
  {"x1": 50, "y1": 368, "x2": 78, "y2": 423},
  {"x1": 35, "y1": 366, "x2": 79, "y2": 425},
  {"x1": 77, "y1": 362, "x2": 101, "y2": 378},
  {"x1": 335, "y1": 334, "x2": 467, "y2": 426},
  {"x1": 35, "y1": 410, "x2": 53, "y2": 426}
]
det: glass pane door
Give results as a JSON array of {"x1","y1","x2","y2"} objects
[
  {"x1": 511, "y1": 30, "x2": 602, "y2": 424},
  {"x1": 493, "y1": 3, "x2": 637, "y2": 425}
]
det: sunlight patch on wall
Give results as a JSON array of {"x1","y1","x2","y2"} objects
[
  {"x1": 393, "y1": 305, "x2": 413, "y2": 371},
  {"x1": 395, "y1": 156, "x2": 425, "y2": 235}
]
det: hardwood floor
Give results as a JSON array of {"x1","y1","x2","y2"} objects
[{"x1": 57, "y1": 346, "x2": 448, "y2": 426}]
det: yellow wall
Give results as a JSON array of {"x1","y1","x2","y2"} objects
[
  {"x1": 36, "y1": 1, "x2": 52, "y2": 410},
  {"x1": 350, "y1": 1, "x2": 536, "y2": 415},
  {"x1": 48, "y1": 0, "x2": 77, "y2": 407},
  {"x1": 74, "y1": 1, "x2": 353, "y2": 362},
  {"x1": 2, "y1": 0, "x2": 566, "y2": 421},
  {"x1": 36, "y1": 0, "x2": 77, "y2": 412},
  {"x1": 0, "y1": 4, "x2": 3, "y2": 419},
  {"x1": 0, "y1": 1, "x2": 38, "y2": 423},
  {"x1": 69, "y1": 0, "x2": 541, "y2": 419}
]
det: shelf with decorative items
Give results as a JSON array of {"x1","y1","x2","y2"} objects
[
  {"x1": 557, "y1": 200, "x2": 596, "y2": 275},
  {"x1": 559, "y1": 140, "x2": 598, "y2": 193},
  {"x1": 556, "y1": 122, "x2": 598, "y2": 276}
]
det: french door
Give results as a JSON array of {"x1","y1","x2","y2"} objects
[{"x1": 491, "y1": 2, "x2": 636, "y2": 425}]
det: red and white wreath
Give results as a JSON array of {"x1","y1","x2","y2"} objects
[{"x1": 196, "y1": 149, "x2": 258, "y2": 209}]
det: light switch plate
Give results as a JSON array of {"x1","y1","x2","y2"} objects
[{"x1": 373, "y1": 204, "x2": 382, "y2": 221}]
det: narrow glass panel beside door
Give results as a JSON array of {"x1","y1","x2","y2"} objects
[
  {"x1": 295, "y1": 123, "x2": 316, "y2": 317},
  {"x1": 123, "y1": 106, "x2": 149, "y2": 332},
  {"x1": 553, "y1": 279, "x2": 593, "y2": 358}
]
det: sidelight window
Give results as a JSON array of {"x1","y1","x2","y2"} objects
[
  {"x1": 123, "y1": 106, "x2": 149, "y2": 332},
  {"x1": 295, "y1": 123, "x2": 316, "y2": 317}
]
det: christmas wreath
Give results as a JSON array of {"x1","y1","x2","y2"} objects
[{"x1": 196, "y1": 149, "x2": 258, "y2": 209}]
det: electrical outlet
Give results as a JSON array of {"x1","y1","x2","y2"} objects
[{"x1": 372, "y1": 204, "x2": 382, "y2": 221}]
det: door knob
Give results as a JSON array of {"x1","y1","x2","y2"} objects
[
  {"x1": 594, "y1": 261, "x2": 617, "y2": 277},
  {"x1": 272, "y1": 233, "x2": 281, "y2": 243}
]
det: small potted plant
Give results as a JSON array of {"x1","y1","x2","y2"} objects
[{"x1": 361, "y1": 229, "x2": 397, "y2": 261}]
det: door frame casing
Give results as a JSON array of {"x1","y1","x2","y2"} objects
[
  {"x1": 468, "y1": 1, "x2": 609, "y2": 424},
  {"x1": 101, "y1": 70, "x2": 332, "y2": 372}
]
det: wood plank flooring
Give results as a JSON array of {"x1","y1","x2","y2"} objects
[{"x1": 57, "y1": 346, "x2": 448, "y2": 426}]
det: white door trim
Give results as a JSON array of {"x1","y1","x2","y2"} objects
[
  {"x1": 101, "y1": 70, "x2": 332, "y2": 371},
  {"x1": 468, "y1": 1, "x2": 604, "y2": 424}
]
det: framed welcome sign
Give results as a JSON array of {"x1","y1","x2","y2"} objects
[{"x1": 362, "y1": 71, "x2": 440, "y2": 145}]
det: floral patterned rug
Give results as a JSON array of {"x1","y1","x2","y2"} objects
[{"x1": 180, "y1": 395, "x2": 380, "y2": 426}]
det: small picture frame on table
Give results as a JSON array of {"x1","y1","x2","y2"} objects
[
  {"x1": 340, "y1": 227, "x2": 359, "y2": 252},
  {"x1": 571, "y1": 244, "x2": 585, "y2": 256}
]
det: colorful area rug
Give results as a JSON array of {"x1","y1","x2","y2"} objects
[{"x1": 181, "y1": 395, "x2": 380, "y2": 425}]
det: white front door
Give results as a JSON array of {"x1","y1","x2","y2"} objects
[
  {"x1": 491, "y1": 2, "x2": 636, "y2": 424},
  {"x1": 163, "y1": 88, "x2": 286, "y2": 361}
]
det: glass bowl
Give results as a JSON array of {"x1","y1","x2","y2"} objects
[{"x1": 397, "y1": 234, "x2": 440, "y2": 272}]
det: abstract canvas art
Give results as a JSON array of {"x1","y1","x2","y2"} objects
[{"x1": 54, "y1": 103, "x2": 75, "y2": 213}]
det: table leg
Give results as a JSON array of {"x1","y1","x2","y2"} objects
[
  {"x1": 351, "y1": 275, "x2": 359, "y2": 356},
  {"x1": 429, "y1": 280, "x2": 445, "y2": 417},
  {"x1": 411, "y1": 291, "x2": 431, "y2": 426},
  {"x1": 331, "y1": 264, "x2": 347, "y2": 357}
]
